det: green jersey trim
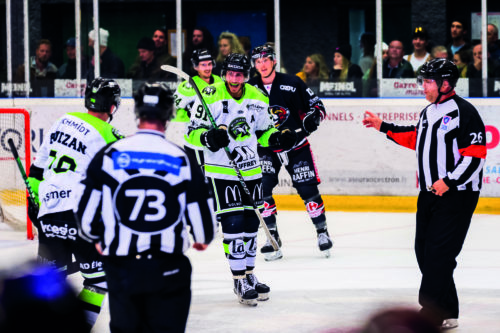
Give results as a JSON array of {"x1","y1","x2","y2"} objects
[{"x1": 68, "y1": 112, "x2": 123, "y2": 144}]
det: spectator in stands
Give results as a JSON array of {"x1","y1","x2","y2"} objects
[
  {"x1": 127, "y1": 37, "x2": 171, "y2": 81},
  {"x1": 182, "y1": 27, "x2": 215, "y2": 75},
  {"x1": 487, "y1": 23, "x2": 500, "y2": 62},
  {"x1": 404, "y1": 27, "x2": 432, "y2": 76},
  {"x1": 14, "y1": 39, "x2": 58, "y2": 97},
  {"x1": 467, "y1": 42, "x2": 500, "y2": 96},
  {"x1": 358, "y1": 32, "x2": 376, "y2": 74},
  {"x1": 57, "y1": 37, "x2": 88, "y2": 79},
  {"x1": 430, "y1": 45, "x2": 448, "y2": 59},
  {"x1": 330, "y1": 44, "x2": 363, "y2": 81},
  {"x1": 446, "y1": 18, "x2": 472, "y2": 60},
  {"x1": 363, "y1": 42, "x2": 389, "y2": 97},
  {"x1": 453, "y1": 47, "x2": 472, "y2": 78},
  {"x1": 383, "y1": 40, "x2": 414, "y2": 78},
  {"x1": 330, "y1": 44, "x2": 363, "y2": 97},
  {"x1": 296, "y1": 53, "x2": 329, "y2": 85},
  {"x1": 87, "y1": 28, "x2": 125, "y2": 81},
  {"x1": 212, "y1": 31, "x2": 245, "y2": 75},
  {"x1": 239, "y1": 36, "x2": 252, "y2": 58},
  {"x1": 152, "y1": 28, "x2": 176, "y2": 67}
]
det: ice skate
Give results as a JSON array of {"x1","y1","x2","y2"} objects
[
  {"x1": 441, "y1": 319, "x2": 458, "y2": 330},
  {"x1": 260, "y1": 229, "x2": 283, "y2": 261},
  {"x1": 317, "y1": 231, "x2": 333, "y2": 258},
  {"x1": 233, "y1": 277, "x2": 258, "y2": 306},
  {"x1": 246, "y1": 272, "x2": 270, "y2": 301}
]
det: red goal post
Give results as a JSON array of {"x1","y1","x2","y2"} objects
[{"x1": 0, "y1": 108, "x2": 34, "y2": 239}]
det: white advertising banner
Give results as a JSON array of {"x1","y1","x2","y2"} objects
[
  {"x1": 1, "y1": 97, "x2": 499, "y2": 197},
  {"x1": 380, "y1": 78, "x2": 469, "y2": 97}
]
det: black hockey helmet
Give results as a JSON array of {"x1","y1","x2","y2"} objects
[
  {"x1": 417, "y1": 58, "x2": 459, "y2": 89},
  {"x1": 221, "y1": 53, "x2": 251, "y2": 81},
  {"x1": 134, "y1": 82, "x2": 174, "y2": 121},
  {"x1": 251, "y1": 44, "x2": 276, "y2": 67},
  {"x1": 191, "y1": 48, "x2": 215, "y2": 68},
  {"x1": 84, "y1": 77, "x2": 121, "y2": 114}
]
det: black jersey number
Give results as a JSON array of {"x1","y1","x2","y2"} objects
[
  {"x1": 48, "y1": 150, "x2": 77, "y2": 173},
  {"x1": 194, "y1": 105, "x2": 209, "y2": 121}
]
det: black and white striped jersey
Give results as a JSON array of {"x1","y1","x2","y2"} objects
[
  {"x1": 75, "y1": 129, "x2": 218, "y2": 256},
  {"x1": 380, "y1": 93, "x2": 486, "y2": 192}
]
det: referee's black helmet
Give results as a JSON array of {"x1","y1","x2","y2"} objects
[
  {"x1": 418, "y1": 58, "x2": 459, "y2": 88},
  {"x1": 134, "y1": 82, "x2": 174, "y2": 121}
]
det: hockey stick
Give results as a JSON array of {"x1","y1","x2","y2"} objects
[
  {"x1": 162, "y1": 65, "x2": 279, "y2": 251},
  {"x1": 8, "y1": 138, "x2": 38, "y2": 210},
  {"x1": 8, "y1": 138, "x2": 82, "y2": 274}
]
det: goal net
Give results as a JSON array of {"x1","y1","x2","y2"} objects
[{"x1": 0, "y1": 109, "x2": 34, "y2": 239}]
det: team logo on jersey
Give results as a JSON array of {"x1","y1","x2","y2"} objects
[
  {"x1": 440, "y1": 116, "x2": 451, "y2": 130},
  {"x1": 225, "y1": 185, "x2": 241, "y2": 205},
  {"x1": 269, "y1": 105, "x2": 289, "y2": 128},
  {"x1": 228, "y1": 117, "x2": 251, "y2": 141},
  {"x1": 202, "y1": 85, "x2": 216, "y2": 95},
  {"x1": 305, "y1": 201, "x2": 324, "y2": 218}
]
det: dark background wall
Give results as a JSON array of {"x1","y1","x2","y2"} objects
[{"x1": 2, "y1": 0, "x2": 500, "y2": 79}]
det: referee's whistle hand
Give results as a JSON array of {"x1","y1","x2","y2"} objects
[
  {"x1": 362, "y1": 111, "x2": 382, "y2": 131},
  {"x1": 193, "y1": 243, "x2": 208, "y2": 251},
  {"x1": 431, "y1": 179, "x2": 449, "y2": 196}
]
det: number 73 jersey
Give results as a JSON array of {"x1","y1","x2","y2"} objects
[
  {"x1": 29, "y1": 112, "x2": 123, "y2": 217},
  {"x1": 188, "y1": 82, "x2": 277, "y2": 181}
]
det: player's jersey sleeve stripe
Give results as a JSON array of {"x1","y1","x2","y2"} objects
[{"x1": 459, "y1": 145, "x2": 487, "y2": 158}]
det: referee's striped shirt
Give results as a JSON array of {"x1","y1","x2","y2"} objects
[
  {"x1": 75, "y1": 129, "x2": 218, "y2": 256},
  {"x1": 380, "y1": 93, "x2": 486, "y2": 192}
]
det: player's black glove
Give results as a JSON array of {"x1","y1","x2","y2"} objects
[
  {"x1": 269, "y1": 128, "x2": 297, "y2": 150},
  {"x1": 27, "y1": 199, "x2": 39, "y2": 224},
  {"x1": 201, "y1": 128, "x2": 230, "y2": 152},
  {"x1": 302, "y1": 107, "x2": 322, "y2": 134}
]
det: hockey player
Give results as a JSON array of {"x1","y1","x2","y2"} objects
[
  {"x1": 27, "y1": 77, "x2": 123, "y2": 331},
  {"x1": 188, "y1": 53, "x2": 296, "y2": 306},
  {"x1": 248, "y1": 44, "x2": 333, "y2": 260},
  {"x1": 75, "y1": 82, "x2": 217, "y2": 332},
  {"x1": 173, "y1": 48, "x2": 223, "y2": 166}
]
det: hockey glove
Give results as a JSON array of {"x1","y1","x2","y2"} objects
[
  {"x1": 27, "y1": 199, "x2": 39, "y2": 224},
  {"x1": 201, "y1": 128, "x2": 230, "y2": 152},
  {"x1": 269, "y1": 128, "x2": 297, "y2": 150},
  {"x1": 302, "y1": 107, "x2": 322, "y2": 134}
]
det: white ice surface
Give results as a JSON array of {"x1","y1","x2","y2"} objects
[{"x1": 1, "y1": 211, "x2": 499, "y2": 333}]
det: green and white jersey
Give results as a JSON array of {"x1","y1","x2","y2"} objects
[
  {"x1": 189, "y1": 82, "x2": 277, "y2": 181},
  {"x1": 29, "y1": 111, "x2": 123, "y2": 217},
  {"x1": 172, "y1": 75, "x2": 223, "y2": 149}
]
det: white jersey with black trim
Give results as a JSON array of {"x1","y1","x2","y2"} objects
[
  {"x1": 30, "y1": 112, "x2": 123, "y2": 217},
  {"x1": 75, "y1": 130, "x2": 218, "y2": 256},
  {"x1": 188, "y1": 82, "x2": 276, "y2": 181}
]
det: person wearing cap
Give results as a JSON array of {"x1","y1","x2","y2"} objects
[
  {"x1": 57, "y1": 37, "x2": 88, "y2": 79},
  {"x1": 329, "y1": 44, "x2": 363, "y2": 96},
  {"x1": 127, "y1": 37, "x2": 170, "y2": 81},
  {"x1": 87, "y1": 27, "x2": 125, "y2": 81},
  {"x1": 404, "y1": 27, "x2": 432, "y2": 75}
]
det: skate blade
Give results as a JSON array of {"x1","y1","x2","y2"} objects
[
  {"x1": 263, "y1": 250, "x2": 283, "y2": 261},
  {"x1": 257, "y1": 293, "x2": 269, "y2": 301},
  {"x1": 321, "y1": 249, "x2": 331, "y2": 258},
  {"x1": 238, "y1": 297, "x2": 258, "y2": 306}
]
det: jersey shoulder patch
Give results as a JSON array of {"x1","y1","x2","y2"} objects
[{"x1": 202, "y1": 85, "x2": 217, "y2": 96}]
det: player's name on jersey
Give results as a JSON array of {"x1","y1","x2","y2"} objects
[{"x1": 50, "y1": 130, "x2": 87, "y2": 153}]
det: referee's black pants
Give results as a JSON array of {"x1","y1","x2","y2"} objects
[
  {"x1": 415, "y1": 190, "x2": 479, "y2": 326},
  {"x1": 103, "y1": 253, "x2": 192, "y2": 333}
]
